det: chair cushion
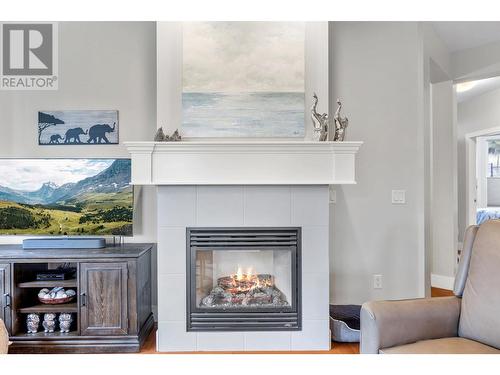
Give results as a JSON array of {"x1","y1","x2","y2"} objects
[
  {"x1": 459, "y1": 220, "x2": 500, "y2": 349},
  {"x1": 380, "y1": 337, "x2": 500, "y2": 354}
]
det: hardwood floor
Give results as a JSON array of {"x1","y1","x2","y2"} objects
[
  {"x1": 431, "y1": 287, "x2": 454, "y2": 297},
  {"x1": 140, "y1": 287, "x2": 451, "y2": 355}
]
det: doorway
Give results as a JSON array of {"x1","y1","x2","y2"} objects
[{"x1": 466, "y1": 129, "x2": 500, "y2": 228}]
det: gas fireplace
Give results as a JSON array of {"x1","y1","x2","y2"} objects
[{"x1": 187, "y1": 227, "x2": 301, "y2": 331}]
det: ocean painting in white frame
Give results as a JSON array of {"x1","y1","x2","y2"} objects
[{"x1": 182, "y1": 22, "x2": 305, "y2": 137}]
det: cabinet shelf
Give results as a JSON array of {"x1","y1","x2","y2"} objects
[
  {"x1": 18, "y1": 303, "x2": 78, "y2": 314},
  {"x1": 17, "y1": 279, "x2": 77, "y2": 288},
  {"x1": 14, "y1": 331, "x2": 79, "y2": 339}
]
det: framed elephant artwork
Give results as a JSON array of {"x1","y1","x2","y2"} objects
[{"x1": 38, "y1": 110, "x2": 119, "y2": 145}]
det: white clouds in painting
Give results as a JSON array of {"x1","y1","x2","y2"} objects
[
  {"x1": 183, "y1": 22, "x2": 305, "y2": 93},
  {"x1": 0, "y1": 159, "x2": 114, "y2": 191}
]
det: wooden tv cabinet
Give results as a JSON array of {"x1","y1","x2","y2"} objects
[{"x1": 0, "y1": 243, "x2": 154, "y2": 354}]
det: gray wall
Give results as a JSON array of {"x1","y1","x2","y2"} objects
[
  {"x1": 0, "y1": 21, "x2": 158, "y2": 313},
  {"x1": 329, "y1": 22, "x2": 424, "y2": 304},
  {"x1": 0, "y1": 21, "x2": 157, "y2": 244}
]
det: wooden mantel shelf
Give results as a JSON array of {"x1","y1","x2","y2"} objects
[{"x1": 125, "y1": 141, "x2": 363, "y2": 186}]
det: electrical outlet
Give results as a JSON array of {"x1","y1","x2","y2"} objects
[{"x1": 373, "y1": 274, "x2": 383, "y2": 289}]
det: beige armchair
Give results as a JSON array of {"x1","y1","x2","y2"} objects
[
  {"x1": 0, "y1": 319, "x2": 9, "y2": 354},
  {"x1": 360, "y1": 220, "x2": 500, "y2": 354}
]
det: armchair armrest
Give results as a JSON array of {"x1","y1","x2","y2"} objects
[{"x1": 360, "y1": 296, "x2": 461, "y2": 354}]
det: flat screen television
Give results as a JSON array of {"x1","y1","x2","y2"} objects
[{"x1": 0, "y1": 158, "x2": 133, "y2": 236}]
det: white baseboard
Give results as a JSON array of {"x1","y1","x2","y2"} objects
[{"x1": 431, "y1": 273, "x2": 455, "y2": 290}]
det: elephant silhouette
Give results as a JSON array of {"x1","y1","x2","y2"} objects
[
  {"x1": 49, "y1": 134, "x2": 63, "y2": 144},
  {"x1": 64, "y1": 127, "x2": 88, "y2": 143},
  {"x1": 87, "y1": 122, "x2": 116, "y2": 144}
]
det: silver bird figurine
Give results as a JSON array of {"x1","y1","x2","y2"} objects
[
  {"x1": 333, "y1": 99, "x2": 349, "y2": 141},
  {"x1": 311, "y1": 93, "x2": 329, "y2": 141}
]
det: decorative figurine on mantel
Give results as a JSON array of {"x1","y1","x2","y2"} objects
[
  {"x1": 154, "y1": 127, "x2": 182, "y2": 142},
  {"x1": 311, "y1": 93, "x2": 329, "y2": 141},
  {"x1": 154, "y1": 127, "x2": 166, "y2": 141},
  {"x1": 333, "y1": 99, "x2": 349, "y2": 141},
  {"x1": 169, "y1": 129, "x2": 182, "y2": 141}
]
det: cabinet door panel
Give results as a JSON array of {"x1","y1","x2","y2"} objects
[
  {"x1": 0, "y1": 264, "x2": 11, "y2": 334},
  {"x1": 80, "y1": 262, "x2": 128, "y2": 336}
]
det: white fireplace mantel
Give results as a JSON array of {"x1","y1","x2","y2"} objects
[
  {"x1": 125, "y1": 141, "x2": 362, "y2": 185},
  {"x1": 131, "y1": 140, "x2": 364, "y2": 352}
]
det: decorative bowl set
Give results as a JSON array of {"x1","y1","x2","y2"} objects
[{"x1": 38, "y1": 287, "x2": 76, "y2": 304}]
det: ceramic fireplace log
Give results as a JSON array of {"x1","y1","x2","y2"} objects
[{"x1": 217, "y1": 273, "x2": 274, "y2": 293}]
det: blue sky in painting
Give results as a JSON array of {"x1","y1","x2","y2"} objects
[{"x1": 0, "y1": 159, "x2": 114, "y2": 191}]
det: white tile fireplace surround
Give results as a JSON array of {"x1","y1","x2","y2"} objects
[
  {"x1": 157, "y1": 185, "x2": 329, "y2": 351},
  {"x1": 126, "y1": 141, "x2": 361, "y2": 351}
]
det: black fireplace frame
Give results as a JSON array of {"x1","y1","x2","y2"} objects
[{"x1": 186, "y1": 227, "x2": 302, "y2": 332}]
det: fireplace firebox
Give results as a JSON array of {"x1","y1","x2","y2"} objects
[{"x1": 186, "y1": 227, "x2": 301, "y2": 331}]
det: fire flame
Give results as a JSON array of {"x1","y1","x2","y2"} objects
[
  {"x1": 224, "y1": 266, "x2": 275, "y2": 294},
  {"x1": 236, "y1": 266, "x2": 244, "y2": 281},
  {"x1": 231, "y1": 266, "x2": 267, "y2": 292},
  {"x1": 235, "y1": 266, "x2": 256, "y2": 281}
]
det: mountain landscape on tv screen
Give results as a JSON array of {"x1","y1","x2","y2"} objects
[{"x1": 0, "y1": 159, "x2": 133, "y2": 236}]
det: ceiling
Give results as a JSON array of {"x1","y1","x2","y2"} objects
[
  {"x1": 431, "y1": 22, "x2": 500, "y2": 52},
  {"x1": 456, "y1": 76, "x2": 500, "y2": 103},
  {"x1": 431, "y1": 22, "x2": 500, "y2": 102}
]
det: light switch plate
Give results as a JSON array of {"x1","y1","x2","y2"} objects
[{"x1": 392, "y1": 190, "x2": 406, "y2": 204}]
